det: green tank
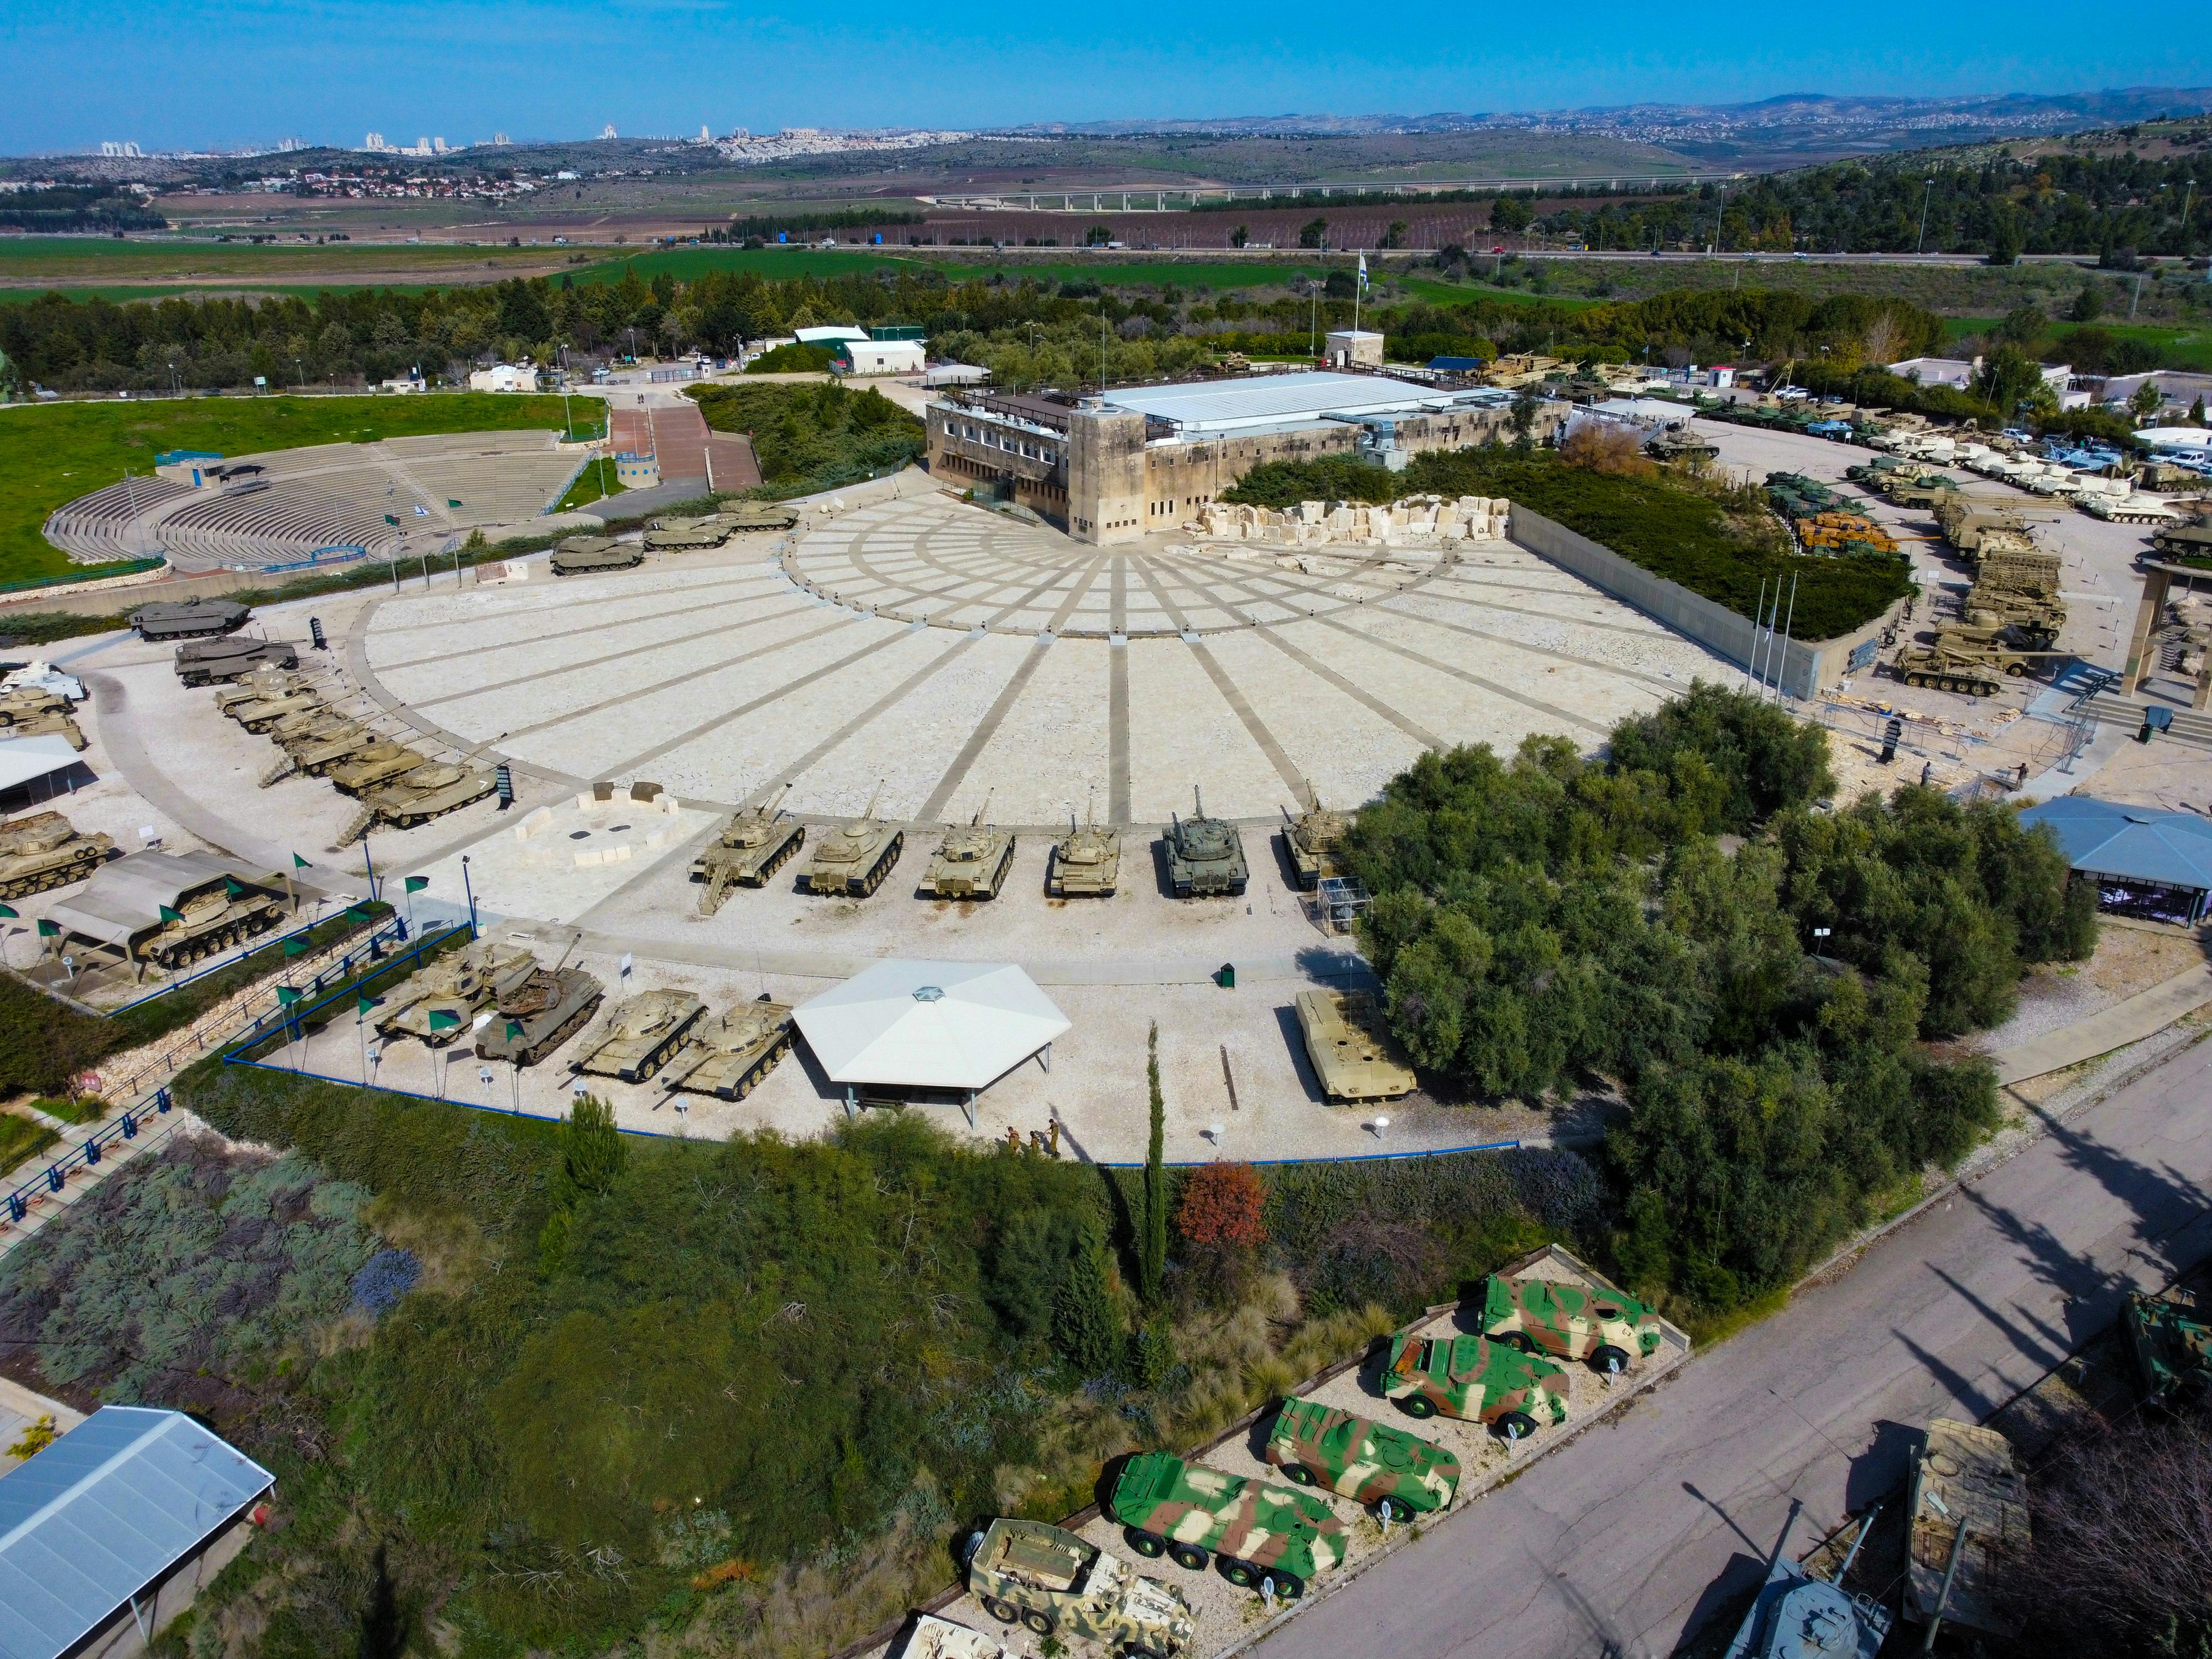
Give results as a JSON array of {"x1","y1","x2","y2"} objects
[
  {"x1": 1166, "y1": 787, "x2": 1246, "y2": 899},
  {"x1": 2124, "y1": 1288, "x2": 2211, "y2": 1405},
  {"x1": 327, "y1": 738, "x2": 429, "y2": 796},
  {"x1": 128, "y1": 597, "x2": 248, "y2": 641},
  {"x1": 1481, "y1": 1272, "x2": 1662, "y2": 1373},
  {"x1": 550, "y1": 535, "x2": 644, "y2": 576},
  {"x1": 474, "y1": 962, "x2": 606, "y2": 1067},
  {"x1": 662, "y1": 995, "x2": 796, "y2": 1099},
  {"x1": 802, "y1": 783, "x2": 904, "y2": 896},
  {"x1": 174, "y1": 636, "x2": 297, "y2": 687},
  {"x1": 573, "y1": 988, "x2": 706, "y2": 1082},
  {"x1": 921, "y1": 795, "x2": 1015, "y2": 899},
  {"x1": 332, "y1": 740, "x2": 501, "y2": 845},
  {"x1": 377, "y1": 938, "x2": 540, "y2": 1046},
  {"x1": 1281, "y1": 788, "x2": 1352, "y2": 890},
  {"x1": 1295, "y1": 988, "x2": 1417, "y2": 1102},
  {"x1": 1107, "y1": 1452, "x2": 1346, "y2": 1599},
  {"x1": 963, "y1": 1518, "x2": 1193, "y2": 1653},
  {"x1": 2150, "y1": 513, "x2": 2212, "y2": 562},
  {"x1": 692, "y1": 785, "x2": 806, "y2": 911},
  {"x1": 1382, "y1": 1332, "x2": 1569, "y2": 1438},
  {"x1": 1048, "y1": 808, "x2": 1121, "y2": 898},
  {"x1": 1263, "y1": 1397, "x2": 1459, "y2": 1520},
  {"x1": 0, "y1": 811, "x2": 113, "y2": 900}
]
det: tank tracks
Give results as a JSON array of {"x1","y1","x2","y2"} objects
[
  {"x1": 0, "y1": 848, "x2": 104, "y2": 901},
  {"x1": 507, "y1": 991, "x2": 603, "y2": 1068}
]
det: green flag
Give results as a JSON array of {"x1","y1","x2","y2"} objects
[
  {"x1": 224, "y1": 878, "x2": 244, "y2": 897},
  {"x1": 284, "y1": 936, "x2": 308, "y2": 956},
  {"x1": 404, "y1": 875, "x2": 430, "y2": 894},
  {"x1": 345, "y1": 905, "x2": 371, "y2": 922},
  {"x1": 159, "y1": 904, "x2": 184, "y2": 924},
  {"x1": 36, "y1": 919, "x2": 60, "y2": 938},
  {"x1": 293, "y1": 853, "x2": 310, "y2": 869},
  {"x1": 0, "y1": 903, "x2": 17, "y2": 920},
  {"x1": 358, "y1": 994, "x2": 377, "y2": 1015},
  {"x1": 276, "y1": 985, "x2": 302, "y2": 1006},
  {"x1": 427, "y1": 1008, "x2": 460, "y2": 1032},
  {"x1": 448, "y1": 498, "x2": 463, "y2": 509},
  {"x1": 505, "y1": 1021, "x2": 523, "y2": 1041},
  {"x1": 383, "y1": 513, "x2": 399, "y2": 526}
]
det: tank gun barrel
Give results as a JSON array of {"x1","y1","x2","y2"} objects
[
  {"x1": 862, "y1": 779, "x2": 885, "y2": 821},
  {"x1": 1835, "y1": 1503, "x2": 1879, "y2": 1581},
  {"x1": 1193, "y1": 785, "x2": 1204, "y2": 818},
  {"x1": 971, "y1": 788, "x2": 994, "y2": 828}
]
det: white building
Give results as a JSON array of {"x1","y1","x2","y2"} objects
[
  {"x1": 467, "y1": 363, "x2": 540, "y2": 393},
  {"x1": 794, "y1": 325, "x2": 873, "y2": 346},
  {"x1": 835, "y1": 338, "x2": 926, "y2": 377},
  {"x1": 1324, "y1": 329, "x2": 1385, "y2": 369}
]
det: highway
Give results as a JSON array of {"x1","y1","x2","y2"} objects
[{"x1": 1255, "y1": 1032, "x2": 2212, "y2": 1659}]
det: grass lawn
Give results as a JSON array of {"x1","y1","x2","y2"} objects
[
  {"x1": 553, "y1": 459, "x2": 624, "y2": 512},
  {"x1": 0, "y1": 236, "x2": 565, "y2": 285},
  {"x1": 0, "y1": 1112, "x2": 59, "y2": 1178},
  {"x1": 0, "y1": 393, "x2": 591, "y2": 586},
  {"x1": 1397, "y1": 274, "x2": 1603, "y2": 311}
]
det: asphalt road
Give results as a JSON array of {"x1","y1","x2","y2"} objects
[{"x1": 1255, "y1": 1033, "x2": 2212, "y2": 1659}]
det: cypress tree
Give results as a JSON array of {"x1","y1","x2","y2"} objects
[{"x1": 1142, "y1": 1021, "x2": 1166, "y2": 1303}]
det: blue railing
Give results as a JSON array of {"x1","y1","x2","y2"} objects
[
  {"x1": 220, "y1": 921, "x2": 456, "y2": 1061},
  {"x1": 107, "y1": 906, "x2": 402, "y2": 1016},
  {"x1": 256, "y1": 544, "x2": 371, "y2": 575}
]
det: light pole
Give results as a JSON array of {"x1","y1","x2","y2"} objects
[
  {"x1": 461, "y1": 853, "x2": 478, "y2": 936},
  {"x1": 1916, "y1": 178, "x2": 1935, "y2": 255}
]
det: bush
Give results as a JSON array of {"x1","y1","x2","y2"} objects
[{"x1": 690, "y1": 378, "x2": 924, "y2": 497}]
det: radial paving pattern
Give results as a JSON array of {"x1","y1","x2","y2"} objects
[{"x1": 363, "y1": 494, "x2": 1726, "y2": 827}]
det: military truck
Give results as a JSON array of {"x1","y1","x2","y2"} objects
[
  {"x1": 920, "y1": 796, "x2": 1015, "y2": 900},
  {"x1": 1263, "y1": 1397, "x2": 1459, "y2": 1521},
  {"x1": 2123, "y1": 1287, "x2": 2211, "y2": 1405},
  {"x1": 662, "y1": 996, "x2": 796, "y2": 1100},
  {"x1": 1721, "y1": 1506, "x2": 1891, "y2": 1659},
  {"x1": 802, "y1": 784, "x2": 904, "y2": 896},
  {"x1": 963, "y1": 1517, "x2": 1193, "y2": 1654},
  {"x1": 1381, "y1": 1332, "x2": 1569, "y2": 1438},
  {"x1": 1295, "y1": 988, "x2": 1416, "y2": 1103},
  {"x1": 128, "y1": 597, "x2": 249, "y2": 641},
  {"x1": 1165, "y1": 787, "x2": 1246, "y2": 899},
  {"x1": 692, "y1": 786, "x2": 806, "y2": 911},
  {"x1": 474, "y1": 954, "x2": 606, "y2": 1068},
  {"x1": 550, "y1": 535, "x2": 644, "y2": 577},
  {"x1": 175, "y1": 636, "x2": 298, "y2": 687},
  {"x1": 1482, "y1": 1272, "x2": 1663, "y2": 1373},
  {"x1": 573, "y1": 988, "x2": 706, "y2": 1082},
  {"x1": 1048, "y1": 809, "x2": 1120, "y2": 898},
  {"x1": 0, "y1": 811, "x2": 113, "y2": 900},
  {"x1": 377, "y1": 938, "x2": 540, "y2": 1046},
  {"x1": 1107, "y1": 1452, "x2": 1346, "y2": 1598},
  {"x1": 1280, "y1": 790, "x2": 1351, "y2": 890},
  {"x1": 138, "y1": 880, "x2": 286, "y2": 971},
  {"x1": 333, "y1": 740, "x2": 502, "y2": 844}
]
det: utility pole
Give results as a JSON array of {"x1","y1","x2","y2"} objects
[{"x1": 1916, "y1": 178, "x2": 1936, "y2": 255}]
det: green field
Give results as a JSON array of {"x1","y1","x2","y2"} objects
[{"x1": 0, "y1": 393, "x2": 589, "y2": 586}]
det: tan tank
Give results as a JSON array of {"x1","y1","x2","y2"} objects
[
  {"x1": 332, "y1": 737, "x2": 503, "y2": 847},
  {"x1": 549, "y1": 535, "x2": 644, "y2": 576},
  {"x1": 691, "y1": 784, "x2": 806, "y2": 911},
  {"x1": 0, "y1": 811, "x2": 113, "y2": 900},
  {"x1": 229, "y1": 688, "x2": 326, "y2": 735},
  {"x1": 0, "y1": 705, "x2": 86, "y2": 751},
  {"x1": 1048, "y1": 807, "x2": 1121, "y2": 898},
  {"x1": 1282, "y1": 786, "x2": 1353, "y2": 891},
  {"x1": 663, "y1": 995, "x2": 796, "y2": 1100},
  {"x1": 1935, "y1": 497, "x2": 2028, "y2": 557},
  {"x1": 267, "y1": 703, "x2": 347, "y2": 746},
  {"x1": 920, "y1": 794, "x2": 1015, "y2": 900},
  {"x1": 802, "y1": 782, "x2": 904, "y2": 896},
  {"x1": 473, "y1": 948, "x2": 604, "y2": 1067},
  {"x1": 377, "y1": 938, "x2": 540, "y2": 1046},
  {"x1": 259, "y1": 716, "x2": 367, "y2": 787},
  {"x1": 213, "y1": 666, "x2": 305, "y2": 715},
  {"x1": 726, "y1": 500, "x2": 799, "y2": 532},
  {"x1": 287, "y1": 723, "x2": 383, "y2": 778},
  {"x1": 138, "y1": 881, "x2": 286, "y2": 971},
  {"x1": 327, "y1": 738, "x2": 429, "y2": 796},
  {"x1": 1894, "y1": 629, "x2": 2050, "y2": 697},
  {"x1": 1295, "y1": 989, "x2": 1417, "y2": 1103},
  {"x1": 643, "y1": 513, "x2": 738, "y2": 551},
  {"x1": 573, "y1": 988, "x2": 707, "y2": 1082}
]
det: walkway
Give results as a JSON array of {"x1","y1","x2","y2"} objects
[{"x1": 1991, "y1": 958, "x2": 2212, "y2": 1085}]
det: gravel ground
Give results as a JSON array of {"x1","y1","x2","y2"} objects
[{"x1": 1975, "y1": 924, "x2": 2209, "y2": 1053}]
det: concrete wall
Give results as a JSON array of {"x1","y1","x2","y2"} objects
[{"x1": 1068, "y1": 405, "x2": 1148, "y2": 544}]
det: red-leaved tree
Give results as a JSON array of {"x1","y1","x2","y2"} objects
[{"x1": 1176, "y1": 1162, "x2": 1267, "y2": 1251}]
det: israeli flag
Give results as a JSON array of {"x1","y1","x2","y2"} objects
[
  {"x1": 1358, "y1": 254, "x2": 1369, "y2": 289},
  {"x1": 413, "y1": 504, "x2": 430, "y2": 516}
]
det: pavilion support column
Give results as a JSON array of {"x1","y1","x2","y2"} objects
[{"x1": 2122, "y1": 567, "x2": 2173, "y2": 696}]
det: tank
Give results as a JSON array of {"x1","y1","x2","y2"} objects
[
  {"x1": 333, "y1": 739, "x2": 502, "y2": 845},
  {"x1": 1381, "y1": 1332, "x2": 1569, "y2": 1437},
  {"x1": 259, "y1": 714, "x2": 364, "y2": 786},
  {"x1": 1934, "y1": 496, "x2": 2027, "y2": 555},
  {"x1": 691, "y1": 784, "x2": 806, "y2": 911},
  {"x1": 283, "y1": 723, "x2": 383, "y2": 780},
  {"x1": 474, "y1": 962, "x2": 606, "y2": 1067},
  {"x1": 212, "y1": 666, "x2": 305, "y2": 714},
  {"x1": 1483, "y1": 1272, "x2": 1664, "y2": 1373},
  {"x1": 2124, "y1": 1287, "x2": 2211, "y2": 1405},
  {"x1": 663, "y1": 996, "x2": 796, "y2": 1099},
  {"x1": 138, "y1": 882, "x2": 286, "y2": 971},
  {"x1": 127, "y1": 597, "x2": 249, "y2": 641},
  {"x1": 1973, "y1": 546, "x2": 2063, "y2": 598},
  {"x1": 1262, "y1": 1397, "x2": 1459, "y2": 1520},
  {"x1": 1281, "y1": 788, "x2": 1352, "y2": 889},
  {"x1": 2150, "y1": 514, "x2": 2212, "y2": 562},
  {"x1": 1048, "y1": 804, "x2": 1121, "y2": 898},
  {"x1": 1295, "y1": 988, "x2": 1417, "y2": 1102},
  {"x1": 963, "y1": 1518, "x2": 1193, "y2": 1655},
  {"x1": 0, "y1": 811, "x2": 113, "y2": 900},
  {"x1": 1906, "y1": 1418, "x2": 2029, "y2": 1638},
  {"x1": 1894, "y1": 625, "x2": 2052, "y2": 696},
  {"x1": 802, "y1": 782, "x2": 904, "y2": 896},
  {"x1": 643, "y1": 514, "x2": 737, "y2": 551},
  {"x1": 221, "y1": 682, "x2": 322, "y2": 731},
  {"x1": 1106, "y1": 1453, "x2": 1346, "y2": 1599},
  {"x1": 892, "y1": 1614, "x2": 1008, "y2": 1659},
  {"x1": 0, "y1": 691, "x2": 85, "y2": 750},
  {"x1": 175, "y1": 637, "x2": 298, "y2": 687},
  {"x1": 726, "y1": 500, "x2": 799, "y2": 532},
  {"x1": 1644, "y1": 424, "x2": 1718, "y2": 465},
  {"x1": 573, "y1": 988, "x2": 706, "y2": 1082},
  {"x1": 2083, "y1": 490, "x2": 2184, "y2": 525},
  {"x1": 921, "y1": 795, "x2": 1015, "y2": 900},
  {"x1": 1721, "y1": 1506, "x2": 1891, "y2": 1659},
  {"x1": 377, "y1": 938, "x2": 540, "y2": 1046},
  {"x1": 326, "y1": 738, "x2": 429, "y2": 796},
  {"x1": 549, "y1": 535, "x2": 644, "y2": 576},
  {"x1": 1166, "y1": 787, "x2": 1246, "y2": 898},
  {"x1": 1765, "y1": 473, "x2": 1851, "y2": 520}
]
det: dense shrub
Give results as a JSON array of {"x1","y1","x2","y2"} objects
[{"x1": 690, "y1": 378, "x2": 924, "y2": 497}]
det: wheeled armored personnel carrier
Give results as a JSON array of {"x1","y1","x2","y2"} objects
[
  {"x1": 1281, "y1": 790, "x2": 1352, "y2": 890},
  {"x1": 0, "y1": 690, "x2": 85, "y2": 750},
  {"x1": 663, "y1": 996, "x2": 796, "y2": 1100},
  {"x1": 549, "y1": 535, "x2": 644, "y2": 577},
  {"x1": 128, "y1": 597, "x2": 249, "y2": 641},
  {"x1": 1165, "y1": 787, "x2": 1246, "y2": 899},
  {"x1": 1263, "y1": 1397, "x2": 1459, "y2": 1520},
  {"x1": 692, "y1": 785, "x2": 805, "y2": 912},
  {"x1": 573, "y1": 988, "x2": 705, "y2": 1082},
  {"x1": 920, "y1": 796, "x2": 1015, "y2": 900},
  {"x1": 1721, "y1": 1506, "x2": 1891, "y2": 1659},
  {"x1": 1107, "y1": 1453, "x2": 1345, "y2": 1599},
  {"x1": 2124, "y1": 1287, "x2": 2211, "y2": 1405},
  {"x1": 327, "y1": 738, "x2": 429, "y2": 796},
  {"x1": 473, "y1": 957, "x2": 605, "y2": 1068},
  {"x1": 1048, "y1": 808, "x2": 1120, "y2": 898},
  {"x1": 1295, "y1": 988, "x2": 1417, "y2": 1103},
  {"x1": 1383, "y1": 1332, "x2": 1569, "y2": 1438},
  {"x1": 175, "y1": 636, "x2": 297, "y2": 687},
  {"x1": 1482, "y1": 1272, "x2": 1663, "y2": 1373},
  {"x1": 0, "y1": 811, "x2": 113, "y2": 900},
  {"x1": 377, "y1": 938, "x2": 539, "y2": 1046},
  {"x1": 802, "y1": 784, "x2": 903, "y2": 896},
  {"x1": 138, "y1": 881, "x2": 286, "y2": 971},
  {"x1": 963, "y1": 1519, "x2": 1193, "y2": 1653},
  {"x1": 333, "y1": 742, "x2": 501, "y2": 845},
  {"x1": 643, "y1": 514, "x2": 738, "y2": 551}
]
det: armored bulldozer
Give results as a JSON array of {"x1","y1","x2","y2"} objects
[
  {"x1": 333, "y1": 740, "x2": 502, "y2": 846},
  {"x1": 643, "y1": 514, "x2": 737, "y2": 551},
  {"x1": 1166, "y1": 787, "x2": 1246, "y2": 899},
  {"x1": 802, "y1": 783, "x2": 903, "y2": 896},
  {"x1": 725, "y1": 500, "x2": 799, "y2": 533},
  {"x1": 377, "y1": 938, "x2": 540, "y2": 1046},
  {"x1": 1296, "y1": 988, "x2": 1417, "y2": 1103},
  {"x1": 1107, "y1": 1452, "x2": 1346, "y2": 1599},
  {"x1": 920, "y1": 795, "x2": 1015, "y2": 900},
  {"x1": 1263, "y1": 1397, "x2": 1459, "y2": 1521},
  {"x1": 0, "y1": 811, "x2": 113, "y2": 900},
  {"x1": 1382, "y1": 1332, "x2": 1568, "y2": 1438},
  {"x1": 2124, "y1": 1287, "x2": 2211, "y2": 1405},
  {"x1": 1721, "y1": 1506, "x2": 1891, "y2": 1659},
  {"x1": 1048, "y1": 808, "x2": 1120, "y2": 898},
  {"x1": 573, "y1": 988, "x2": 706, "y2": 1082},
  {"x1": 175, "y1": 636, "x2": 297, "y2": 687},
  {"x1": 963, "y1": 1519, "x2": 1193, "y2": 1654},
  {"x1": 663, "y1": 996, "x2": 796, "y2": 1100},
  {"x1": 1644, "y1": 424, "x2": 1717, "y2": 466},
  {"x1": 550, "y1": 535, "x2": 644, "y2": 577},
  {"x1": 1281, "y1": 790, "x2": 1352, "y2": 890},
  {"x1": 128, "y1": 597, "x2": 249, "y2": 641},
  {"x1": 1483, "y1": 1272, "x2": 1663, "y2": 1373},
  {"x1": 473, "y1": 957, "x2": 606, "y2": 1068},
  {"x1": 327, "y1": 738, "x2": 429, "y2": 796},
  {"x1": 138, "y1": 882, "x2": 286, "y2": 971},
  {"x1": 692, "y1": 785, "x2": 805, "y2": 911}
]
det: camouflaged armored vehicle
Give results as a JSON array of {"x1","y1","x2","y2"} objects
[
  {"x1": 1644, "y1": 423, "x2": 1718, "y2": 466},
  {"x1": 549, "y1": 535, "x2": 643, "y2": 577},
  {"x1": 1108, "y1": 1453, "x2": 1344, "y2": 1599},
  {"x1": 964, "y1": 1517, "x2": 1193, "y2": 1655},
  {"x1": 920, "y1": 795, "x2": 1015, "y2": 900},
  {"x1": 2124, "y1": 1287, "x2": 2211, "y2": 1405},
  {"x1": 1264, "y1": 1397, "x2": 1459, "y2": 1520},
  {"x1": 138, "y1": 879, "x2": 286, "y2": 971},
  {"x1": 692, "y1": 785, "x2": 805, "y2": 912},
  {"x1": 377, "y1": 938, "x2": 539, "y2": 1046},
  {"x1": 802, "y1": 783, "x2": 903, "y2": 896},
  {"x1": 128, "y1": 597, "x2": 249, "y2": 641},
  {"x1": 1482, "y1": 1272, "x2": 1662, "y2": 1374},
  {"x1": 333, "y1": 741, "x2": 501, "y2": 845},
  {"x1": 1383, "y1": 1332, "x2": 1569, "y2": 1438},
  {"x1": 175, "y1": 636, "x2": 297, "y2": 687},
  {"x1": 326, "y1": 738, "x2": 429, "y2": 796},
  {"x1": 1048, "y1": 808, "x2": 1120, "y2": 898},
  {"x1": 1166, "y1": 787, "x2": 1246, "y2": 899},
  {"x1": 573, "y1": 988, "x2": 705, "y2": 1082},
  {"x1": 0, "y1": 811, "x2": 112, "y2": 900},
  {"x1": 643, "y1": 513, "x2": 738, "y2": 551},
  {"x1": 473, "y1": 957, "x2": 605, "y2": 1067},
  {"x1": 1281, "y1": 789, "x2": 1351, "y2": 890},
  {"x1": 2150, "y1": 512, "x2": 2212, "y2": 563},
  {"x1": 1295, "y1": 988, "x2": 1417, "y2": 1103},
  {"x1": 663, "y1": 995, "x2": 795, "y2": 1100}
]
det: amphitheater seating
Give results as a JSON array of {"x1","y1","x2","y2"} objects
[{"x1": 44, "y1": 476, "x2": 192, "y2": 564}]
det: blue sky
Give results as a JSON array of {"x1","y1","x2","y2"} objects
[{"x1": 6, "y1": 1, "x2": 2208, "y2": 154}]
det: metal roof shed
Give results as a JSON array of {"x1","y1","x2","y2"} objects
[
  {"x1": 42, "y1": 849, "x2": 273, "y2": 952},
  {"x1": 2018, "y1": 796, "x2": 2212, "y2": 924},
  {"x1": 0, "y1": 1406, "x2": 275, "y2": 1659}
]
